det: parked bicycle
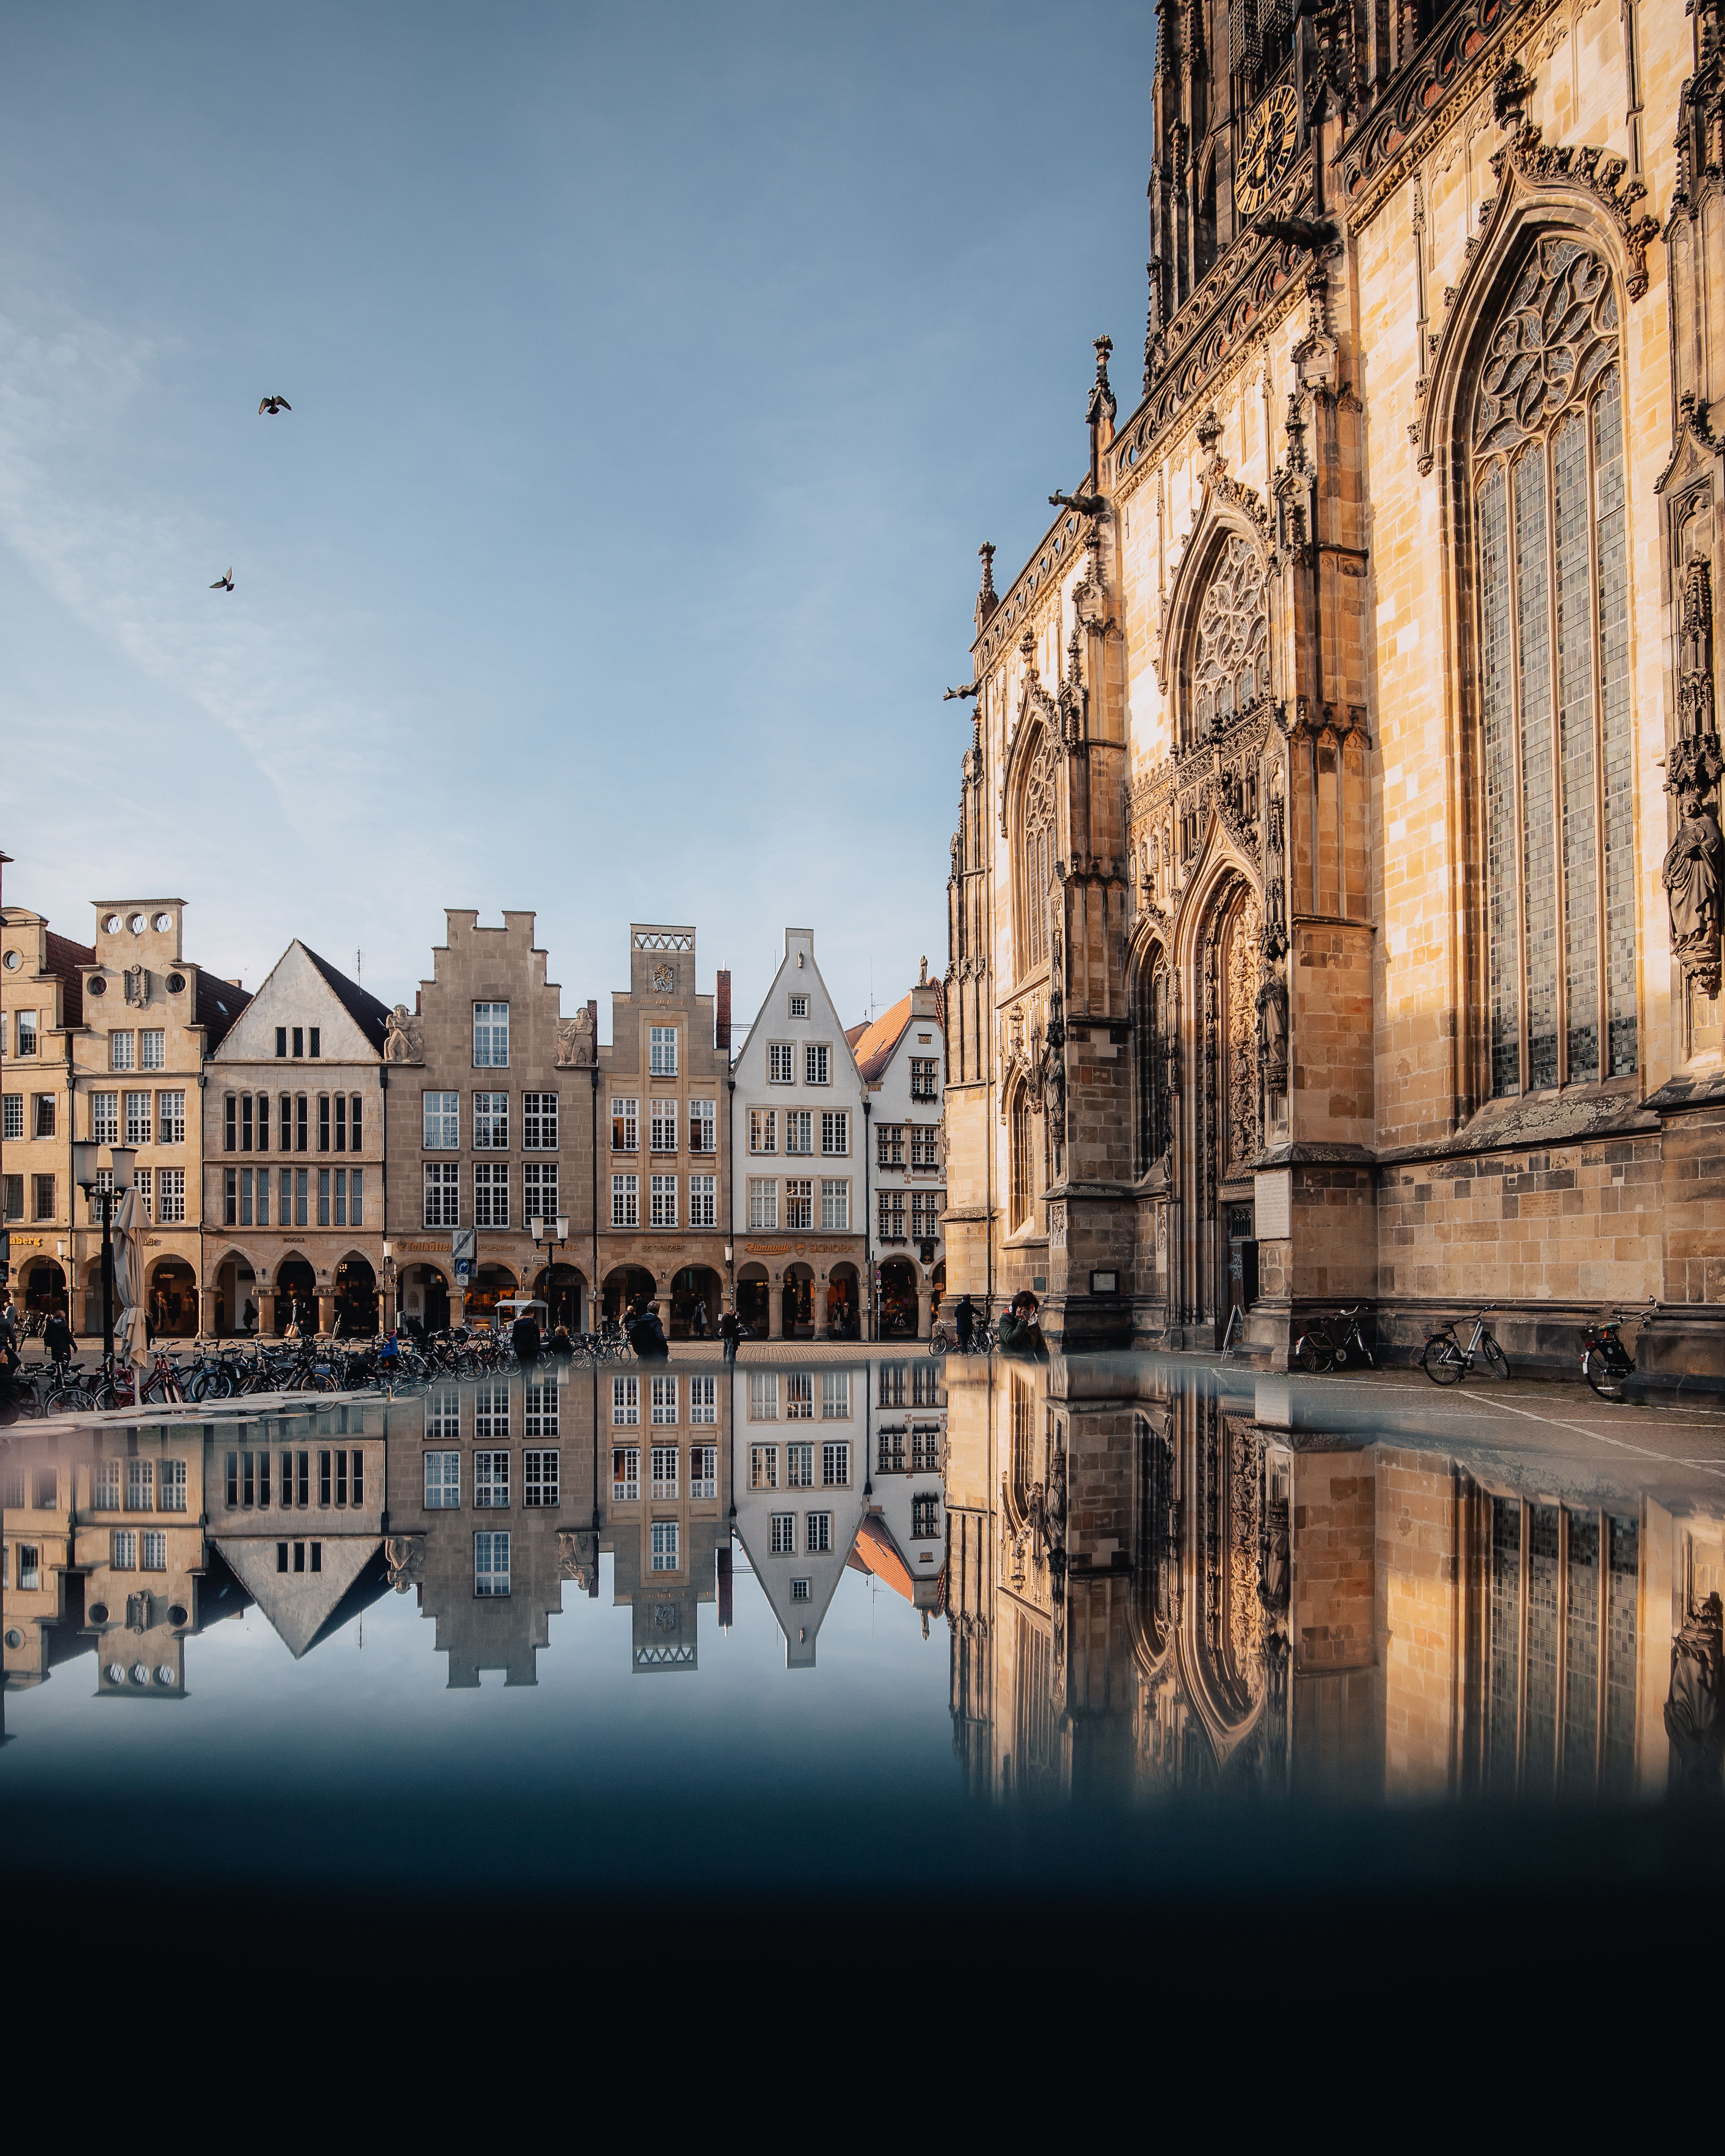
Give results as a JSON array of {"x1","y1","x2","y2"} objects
[
  {"x1": 1581, "y1": 1298, "x2": 1657, "y2": 1401},
  {"x1": 929, "y1": 1315, "x2": 999, "y2": 1356},
  {"x1": 1420, "y1": 1308, "x2": 1508, "y2": 1386},
  {"x1": 1292, "y1": 1305, "x2": 1376, "y2": 1374}
]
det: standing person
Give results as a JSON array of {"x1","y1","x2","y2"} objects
[
  {"x1": 954, "y1": 1293, "x2": 977, "y2": 1353},
  {"x1": 691, "y1": 1295, "x2": 708, "y2": 1341},
  {"x1": 43, "y1": 1305, "x2": 75, "y2": 1366},
  {"x1": 0, "y1": 1296, "x2": 19, "y2": 1355},
  {"x1": 550, "y1": 1323, "x2": 575, "y2": 1359},
  {"x1": 511, "y1": 1304, "x2": 543, "y2": 1363},
  {"x1": 628, "y1": 1301, "x2": 669, "y2": 1362},
  {"x1": 719, "y1": 1302, "x2": 741, "y2": 1365}
]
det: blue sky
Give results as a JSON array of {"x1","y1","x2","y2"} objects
[{"x1": 2, "y1": 1, "x2": 1153, "y2": 1030}]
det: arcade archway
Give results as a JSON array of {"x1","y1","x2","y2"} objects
[
  {"x1": 533, "y1": 1263, "x2": 587, "y2": 1333},
  {"x1": 148, "y1": 1257, "x2": 198, "y2": 1337},
  {"x1": 671, "y1": 1265, "x2": 721, "y2": 1339},
  {"x1": 736, "y1": 1264, "x2": 770, "y2": 1339},
  {"x1": 334, "y1": 1254, "x2": 377, "y2": 1336},
  {"x1": 604, "y1": 1265, "x2": 658, "y2": 1324},
  {"x1": 879, "y1": 1256, "x2": 918, "y2": 1339}
]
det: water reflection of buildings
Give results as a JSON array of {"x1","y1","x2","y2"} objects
[
  {"x1": 946, "y1": 1358, "x2": 1717, "y2": 1803},
  {"x1": 2, "y1": 1358, "x2": 947, "y2": 1696}
]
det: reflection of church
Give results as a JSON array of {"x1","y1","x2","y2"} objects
[
  {"x1": 946, "y1": 1357, "x2": 1716, "y2": 1803},
  {"x1": 944, "y1": 0, "x2": 1725, "y2": 1376}
]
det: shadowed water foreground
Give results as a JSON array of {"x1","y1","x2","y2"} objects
[{"x1": 8, "y1": 1349, "x2": 1725, "y2": 1975}]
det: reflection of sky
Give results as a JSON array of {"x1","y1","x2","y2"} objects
[{"x1": 2, "y1": 1552, "x2": 955, "y2": 1808}]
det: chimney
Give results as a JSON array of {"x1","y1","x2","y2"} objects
[
  {"x1": 587, "y1": 997, "x2": 598, "y2": 1040},
  {"x1": 717, "y1": 1542, "x2": 733, "y2": 1629},
  {"x1": 715, "y1": 969, "x2": 732, "y2": 1052}
]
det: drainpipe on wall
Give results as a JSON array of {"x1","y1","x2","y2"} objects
[{"x1": 862, "y1": 1098, "x2": 873, "y2": 1343}]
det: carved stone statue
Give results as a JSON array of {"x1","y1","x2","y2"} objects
[
  {"x1": 384, "y1": 1534, "x2": 426, "y2": 1593},
  {"x1": 1256, "y1": 966, "x2": 1289, "y2": 1090},
  {"x1": 1665, "y1": 1592, "x2": 1725, "y2": 1793},
  {"x1": 383, "y1": 1005, "x2": 423, "y2": 1065},
  {"x1": 557, "y1": 1528, "x2": 598, "y2": 1592},
  {"x1": 1664, "y1": 733, "x2": 1725, "y2": 999},
  {"x1": 555, "y1": 1008, "x2": 595, "y2": 1068}
]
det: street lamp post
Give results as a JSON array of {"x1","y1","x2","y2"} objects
[
  {"x1": 381, "y1": 1241, "x2": 398, "y2": 1335},
  {"x1": 72, "y1": 1140, "x2": 136, "y2": 1364},
  {"x1": 529, "y1": 1214, "x2": 572, "y2": 1328}
]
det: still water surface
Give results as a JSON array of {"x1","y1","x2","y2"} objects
[{"x1": 6, "y1": 1349, "x2": 1725, "y2": 1922}]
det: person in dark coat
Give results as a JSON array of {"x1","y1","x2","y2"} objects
[
  {"x1": 511, "y1": 1308, "x2": 543, "y2": 1362},
  {"x1": 691, "y1": 1297, "x2": 708, "y2": 1340},
  {"x1": 997, "y1": 1291, "x2": 1049, "y2": 1362},
  {"x1": 44, "y1": 1308, "x2": 75, "y2": 1364},
  {"x1": 719, "y1": 1305, "x2": 741, "y2": 1364},
  {"x1": 954, "y1": 1294, "x2": 976, "y2": 1353},
  {"x1": 627, "y1": 1302, "x2": 670, "y2": 1361},
  {"x1": 550, "y1": 1324, "x2": 575, "y2": 1359}
]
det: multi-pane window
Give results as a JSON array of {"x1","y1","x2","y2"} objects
[
  {"x1": 786, "y1": 1373, "x2": 813, "y2": 1421},
  {"x1": 524, "y1": 1378, "x2": 559, "y2": 1438},
  {"x1": 790, "y1": 1577, "x2": 810, "y2": 1601},
  {"x1": 2, "y1": 1095, "x2": 20, "y2": 1140},
  {"x1": 911, "y1": 1493, "x2": 941, "y2": 1539},
  {"x1": 1, "y1": 1176, "x2": 20, "y2": 1223},
  {"x1": 650, "y1": 1173, "x2": 678, "y2": 1228},
  {"x1": 912, "y1": 1424, "x2": 941, "y2": 1471},
  {"x1": 768, "y1": 1044, "x2": 794, "y2": 1085},
  {"x1": 474, "y1": 1451, "x2": 510, "y2": 1508},
  {"x1": 473, "y1": 1002, "x2": 509, "y2": 1068},
  {"x1": 878, "y1": 1425, "x2": 906, "y2": 1472},
  {"x1": 820, "y1": 1179, "x2": 849, "y2": 1231},
  {"x1": 93, "y1": 1460, "x2": 121, "y2": 1511},
  {"x1": 16, "y1": 1544, "x2": 40, "y2": 1589},
  {"x1": 425, "y1": 1451, "x2": 461, "y2": 1508},
  {"x1": 123, "y1": 1090, "x2": 152, "y2": 1145},
  {"x1": 878, "y1": 1364, "x2": 907, "y2": 1406},
  {"x1": 649, "y1": 1025, "x2": 678, "y2": 1076},
  {"x1": 127, "y1": 1459, "x2": 154, "y2": 1510},
  {"x1": 424, "y1": 1091, "x2": 459, "y2": 1148},
  {"x1": 475, "y1": 1381, "x2": 510, "y2": 1439},
  {"x1": 787, "y1": 1442, "x2": 814, "y2": 1488},
  {"x1": 159, "y1": 1091, "x2": 186, "y2": 1143},
  {"x1": 749, "y1": 1444, "x2": 779, "y2": 1490},
  {"x1": 689, "y1": 1173, "x2": 717, "y2": 1227},
  {"x1": 33, "y1": 1095, "x2": 55, "y2": 1138},
  {"x1": 651, "y1": 1445, "x2": 679, "y2": 1498},
  {"x1": 425, "y1": 1162, "x2": 460, "y2": 1227},
  {"x1": 141, "y1": 1530, "x2": 166, "y2": 1571},
  {"x1": 651, "y1": 1520, "x2": 680, "y2": 1572},
  {"x1": 285, "y1": 1167, "x2": 310, "y2": 1227},
  {"x1": 821, "y1": 1371, "x2": 850, "y2": 1419},
  {"x1": 689, "y1": 1099, "x2": 716, "y2": 1153},
  {"x1": 651, "y1": 1375, "x2": 678, "y2": 1425},
  {"x1": 911, "y1": 1191, "x2": 939, "y2": 1239},
  {"x1": 91, "y1": 1092, "x2": 119, "y2": 1144},
  {"x1": 112, "y1": 1529, "x2": 137, "y2": 1569},
  {"x1": 522, "y1": 1092, "x2": 558, "y2": 1149},
  {"x1": 1473, "y1": 237, "x2": 1636, "y2": 1093},
  {"x1": 474, "y1": 1162, "x2": 508, "y2": 1228},
  {"x1": 785, "y1": 1110, "x2": 812, "y2": 1156},
  {"x1": 612, "y1": 1173, "x2": 639, "y2": 1227},
  {"x1": 139, "y1": 1029, "x2": 165, "y2": 1070},
  {"x1": 821, "y1": 1441, "x2": 850, "y2": 1487},
  {"x1": 523, "y1": 1161, "x2": 558, "y2": 1226},
  {"x1": 909, "y1": 1058, "x2": 938, "y2": 1101},
  {"x1": 805, "y1": 1511, "x2": 832, "y2": 1553},
  {"x1": 770, "y1": 1513, "x2": 796, "y2": 1555},
  {"x1": 317, "y1": 1166, "x2": 361, "y2": 1226},
  {"x1": 426, "y1": 1386, "x2": 461, "y2": 1439},
  {"x1": 878, "y1": 1190, "x2": 904, "y2": 1239},
  {"x1": 690, "y1": 1375, "x2": 717, "y2": 1425},
  {"x1": 748, "y1": 1177, "x2": 777, "y2": 1230},
  {"x1": 649, "y1": 1099, "x2": 678, "y2": 1152},
  {"x1": 110, "y1": 1030, "x2": 135, "y2": 1071},
  {"x1": 473, "y1": 1092, "x2": 508, "y2": 1149},
  {"x1": 805, "y1": 1045, "x2": 830, "y2": 1086},
  {"x1": 612, "y1": 1445, "x2": 641, "y2": 1500},
  {"x1": 785, "y1": 1177, "x2": 812, "y2": 1230},
  {"x1": 15, "y1": 1010, "x2": 40, "y2": 1057},
  {"x1": 910, "y1": 1124, "x2": 939, "y2": 1169},
  {"x1": 161, "y1": 1460, "x2": 187, "y2": 1512},
  {"x1": 748, "y1": 1108, "x2": 777, "y2": 1154},
  {"x1": 690, "y1": 1444, "x2": 717, "y2": 1498},
  {"x1": 911, "y1": 1363, "x2": 939, "y2": 1406},
  {"x1": 133, "y1": 1167, "x2": 153, "y2": 1221},
  {"x1": 474, "y1": 1530, "x2": 510, "y2": 1595},
  {"x1": 821, "y1": 1111, "x2": 848, "y2": 1155},
  {"x1": 611, "y1": 1098, "x2": 638, "y2": 1151},
  {"x1": 523, "y1": 1450, "x2": 560, "y2": 1506},
  {"x1": 612, "y1": 1375, "x2": 640, "y2": 1425},
  {"x1": 32, "y1": 1174, "x2": 54, "y2": 1221}
]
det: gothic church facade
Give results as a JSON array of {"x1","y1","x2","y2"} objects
[{"x1": 944, "y1": 0, "x2": 1724, "y2": 1374}]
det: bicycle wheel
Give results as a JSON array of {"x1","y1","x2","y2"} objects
[
  {"x1": 1480, "y1": 1333, "x2": 1509, "y2": 1381},
  {"x1": 1421, "y1": 1335, "x2": 1468, "y2": 1386},
  {"x1": 1583, "y1": 1349, "x2": 1629, "y2": 1402},
  {"x1": 47, "y1": 1385, "x2": 95, "y2": 1414},
  {"x1": 929, "y1": 1329, "x2": 950, "y2": 1357},
  {"x1": 1294, "y1": 1333, "x2": 1334, "y2": 1374}
]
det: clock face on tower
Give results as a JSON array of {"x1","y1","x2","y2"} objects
[{"x1": 1235, "y1": 84, "x2": 1300, "y2": 219}]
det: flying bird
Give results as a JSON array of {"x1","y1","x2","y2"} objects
[
  {"x1": 210, "y1": 569, "x2": 234, "y2": 591},
  {"x1": 258, "y1": 396, "x2": 291, "y2": 415}
]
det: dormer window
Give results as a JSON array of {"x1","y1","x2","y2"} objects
[{"x1": 788, "y1": 994, "x2": 809, "y2": 1019}]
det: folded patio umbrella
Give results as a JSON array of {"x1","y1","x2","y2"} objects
[{"x1": 112, "y1": 1184, "x2": 149, "y2": 1371}]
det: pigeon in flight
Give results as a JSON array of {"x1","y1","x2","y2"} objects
[
  {"x1": 258, "y1": 396, "x2": 291, "y2": 415},
  {"x1": 210, "y1": 568, "x2": 235, "y2": 591}
]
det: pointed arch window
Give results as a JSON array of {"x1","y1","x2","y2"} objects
[
  {"x1": 1135, "y1": 946, "x2": 1173, "y2": 1173},
  {"x1": 1014, "y1": 725, "x2": 1059, "y2": 973},
  {"x1": 1190, "y1": 532, "x2": 1269, "y2": 738},
  {"x1": 1472, "y1": 236, "x2": 1635, "y2": 1095},
  {"x1": 1008, "y1": 1082, "x2": 1035, "y2": 1232}
]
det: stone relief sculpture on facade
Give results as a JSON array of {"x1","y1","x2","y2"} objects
[
  {"x1": 555, "y1": 1007, "x2": 596, "y2": 1067},
  {"x1": 1665, "y1": 1591, "x2": 1725, "y2": 1791},
  {"x1": 383, "y1": 1005, "x2": 424, "y2": 1064},
  {"x1": 385, "y1": 1533, "x2": 427, "y2": 1592},
  {"x1": 1663, "y1": 554, "x2": 1724, "y2": 1000}
]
